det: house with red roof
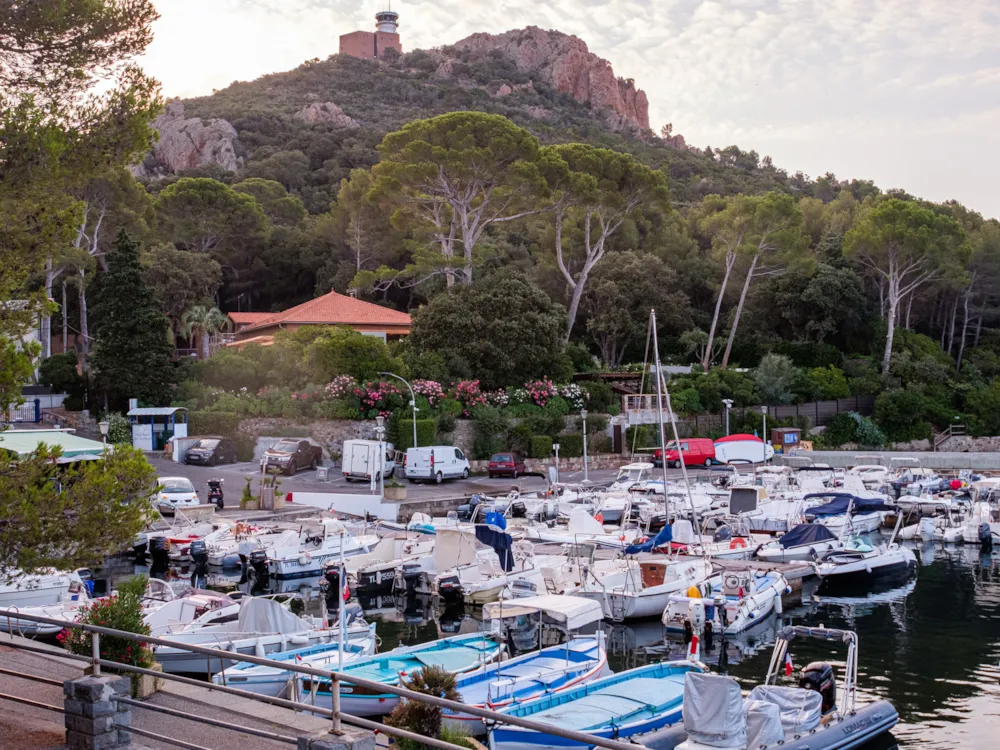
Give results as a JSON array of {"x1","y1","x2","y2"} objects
[{"x1": 226, "y1": 290, "x2": 411, "y2": 349}]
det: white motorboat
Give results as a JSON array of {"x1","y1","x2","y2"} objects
[
  {"x1": 153, "y1": 596, "x2": 372, "y2": 674},
  {"x1": 803, "y1": 493, "x2": 894, "y2": 535},
  {"x1": 267, "y1": 519, "x2": 378, "y2": 579},
  {"x1": 345, "y1": 529, "x2": 436, "y2": 597},
  {"x1": 655, "y1": 626, "x2": 898, "y2": 750},
  {"x1": 662, "y1": 570, "x2": 789, "y2": 635},
  {"x1": 211, "y1": 635, "x2": 376, "y2": 696},
  {"x1": 754, "y1": 523, "x2": 845, "y2": 563},
  {"x1": 145, "y1": 590, "x2": 241, "y2": 636},
  {"x1": 568, "y1": 556, "x2": 714, "y2": 621},
  {"x1": 524, "y1": 508, "x2": 642, "y2": 550},
  {"x1": 0, "y1": 569, "x2": 90, "y2": 610},
  {"x1": 814, "y1": 536, "x2": 917, "y2": 586}
]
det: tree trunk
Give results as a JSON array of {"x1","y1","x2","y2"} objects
[
  {"x1": 564, "y1": 264, "x2": 592, "y2": 344},
  {"x1": 974, "y1": 315, "x2": 984, "y2": 347},
  {"x1": 62, "y1": 280, "x2": 68, "y2": 354},
  {"x1": 956, "y1": 290, "x2": 970, "y2": 372},
  {"x1": 42, "y1": 256, "x2": 57, "y2": 358},
  {"x1": 878, "y1": 281, "x2": 885, "y2": 318},
  {"x1": 940, "y1": 296, "x2": 948, "y2": 349},
  {"x1": 720, "y1": 254, "x2": 760, "y2": 369},
  {"x1": 78, "y1": 269, "x2": 89, "y2": 372},
  {"x1": 904, "y1": 293, "x2": 913, "y2": 329},
  {"x1": 883, "y1": 294, "x2": 897, "y2": 375},
  {"x1": 946, "y1": 296, "x2": 959, "y2": 355},
  {"x1": 201, "y1": 329, "x2": 211, "y2": 360},
  {"x1": 702, "y1": 252, "x2": 735, "y2": 370}
]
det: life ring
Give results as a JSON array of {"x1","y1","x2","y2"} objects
[
  {"x1": 594, "y1": 513, "x2": 604, "y2": 524},
  {"x1": 730, "y1": 538, "x2": 748, "y2": 550}
]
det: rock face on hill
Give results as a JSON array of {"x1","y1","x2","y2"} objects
[
  {"x1": 294, "y1": 101, "x2": 358, "y2": 128},
  {"x1": 454, "y1": 27, "x2": 650, "y2": 132},
  {"x1": 133, "y1": 101, "x2": 241, "y2": 177}
]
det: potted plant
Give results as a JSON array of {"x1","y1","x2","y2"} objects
[
  {"x1": 240, "y1": 476, "x2": 260, "y2": 511},
  {"x1": 60, "y1": 576, "x2": 164, "y2": 697},
  {"x1": 260, "y1": 469, "x2": 282, "y2": 510},
  {"x1": 383, "y1": 476, "x2": 407, "y2": 501}
]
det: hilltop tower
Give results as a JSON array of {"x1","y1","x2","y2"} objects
[{"x1": 340, "y1": 4, "x2": 403, "y2": 61}]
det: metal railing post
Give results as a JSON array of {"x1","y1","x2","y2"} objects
[
  {"x1": 91, "y1": 632, "x2": 101, "y2": 676},
  {"x1": 331, "y1": 674, "x2": 342, "y2": 735}
]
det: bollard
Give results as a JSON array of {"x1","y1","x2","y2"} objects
[
  {"x1": 91, "y1": 632, "x2": 101, "y2": 677},
  {"x1": 331, "y1": 674, "x2": 342, "y2": 735}
]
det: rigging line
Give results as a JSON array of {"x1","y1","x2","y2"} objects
[{"x1": 631, "y1": 313, "x2": 653, "y2": 461}]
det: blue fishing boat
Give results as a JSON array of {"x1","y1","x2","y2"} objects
[
  {"x1": 442, "y1": 635, "x2": 609, "y2": 735},
  {"x1": 488, "y1": 660, "x2": 701, "y2": 750},
  {"x1": 298, "y1": 633, "x2": 501, "y2": 716}
]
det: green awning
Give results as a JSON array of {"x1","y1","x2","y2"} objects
[{"x1": 0, "y1": 429, "x2": 108, "y2": 458}]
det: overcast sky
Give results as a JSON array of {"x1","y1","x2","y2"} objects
[{"x1": 142, "y1": 0, "x2": 1000, "y2": 217}]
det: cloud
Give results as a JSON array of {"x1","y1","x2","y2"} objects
[{"x1": 141, "y1": 0, "x2": 1000, "y2": 216}]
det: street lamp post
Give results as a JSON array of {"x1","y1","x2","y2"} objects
[
  {"x1": 380, "y1": 371, "x2": 418, "y2": 449},
  {"x1": 580, "y1": 409, "x2": 589, "y2": 482},
  {"x1": 374, "y1": 415, "x2": 386, "y2": 498},
  {"x1": 722, "y1": 399, "x2": 733, "y2": 436},
  {"x1": 98, "y1": 419, "x2": 110, "y2": 456},
  {"x1": 761, "y1": 405, "x2": 768, "y2": 464}
]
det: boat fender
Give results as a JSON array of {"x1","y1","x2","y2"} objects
[
  {"x1": 299, "y1": 553, "x2": 312, "y2": 566},
  {"x1": 730, "y1": 537, "x2": 747, "y2": 550},
  {"x1": 865, "y1": 564, "x2": 872, "y2": 574},
  {"x1": 773, "y1": 593, "x2": 783, "y2": 615},
  {"x1": 290, "y1": 635, "x2": 309, "y2": 645},
  {"x1": 255, "y1": 639, "x2": 266, "y2": 657}
]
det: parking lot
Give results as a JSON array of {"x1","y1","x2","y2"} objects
[{"x1": 148, "y1": 455, "x2": 722, "y2": 509}]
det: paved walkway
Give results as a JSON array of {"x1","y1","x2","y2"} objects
[{"x1": 0, "y1": 634, "x2": 347, "y2": 750}]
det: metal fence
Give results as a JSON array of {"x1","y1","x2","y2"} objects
[
  {"x1": 0, "y1": 607, "x2": 648, "y2": 750},
  {"x1": 5, "y1": 398, "x2": 41, "y2": 424}
]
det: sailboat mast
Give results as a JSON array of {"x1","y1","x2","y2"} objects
[{"x1": 650, "y1": 310, "x2": 672, "y2": 529}]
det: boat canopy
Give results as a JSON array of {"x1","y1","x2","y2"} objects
[
  {"x1": 236, "y1": 597, "x2": 312, "y2": 634},
  {"x1": 624, "y1": 524, "x2": 672, "y2": 554},
  {"x1": 777, "y1": 523, "x2": 837, "y2": 548},
  {"x1": 482, "y1": 595, "x2": 603, "y2": 631},
  {"x1": 803, "y1": 494, "x2": 894, "y2": 517}
]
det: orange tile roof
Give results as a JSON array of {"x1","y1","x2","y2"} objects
[
  {"x1": 228, "y1": 312, "x2": 273, "y2": 325},
  {"x1": 239, "y1": 290, "x2": 411, "y2": 334}
]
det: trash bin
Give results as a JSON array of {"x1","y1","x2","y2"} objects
[{"x1": 316, "y1": 466, "x2": 329, "y2": 482}]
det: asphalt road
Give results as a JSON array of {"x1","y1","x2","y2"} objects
[{"x1": 147, "y1": 456, "x2": 715, "y2": 509}]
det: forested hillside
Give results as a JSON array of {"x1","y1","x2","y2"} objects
[{"x1": 44, "y1": 29, "x2": 1000, "y2": 443}]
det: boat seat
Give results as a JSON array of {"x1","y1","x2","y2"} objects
[
  {"x1": 415, "y1": 647, "x2": 483, "y2": 672},
  {"x1": 747, "y1": 685, "x2": 822, "y2": 733},
  {"x1": 534, "y1": 695, "x2": 648, "y2": 730}
]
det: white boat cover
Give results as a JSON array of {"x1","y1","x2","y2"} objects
[
  {"x1": 744, "y1": 699, "x2": 784, "y2": 749},
  {"x1": 434, "y1": 528, "x2": 478, "y2": 570},
  {"x1": 236, "y1": 597, "x2": 312, "y2": 634},
  {"x1": 672, "y1": 519, "x2": 695, "y2": 544},
  {"x1": 482, "y1": 595, "x2": 603, "y2": 631},
  {"x1": 747, "y1": 685, "x2": 822, "y2": 733},
  {"x1": 683, "y1": 672, "x2": 746, "y2": 748}
]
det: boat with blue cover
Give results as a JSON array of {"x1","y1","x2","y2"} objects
[
  {"x1": 443, "y1": 636, "x2": 609, "y2": 734},
  {"x1": 488, "y1": 660, "x2": 701, "y2": 750},
  {"x1": 211, "y1": 630, "x2": 376, "y2": 696},
  {"x1": 298, "y1": 633, "x2": 501, "y2": 716},
  {"x1": 755, "y1": 523, "x2": 844, "y2": 563}
]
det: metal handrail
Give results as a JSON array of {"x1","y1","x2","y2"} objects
[{"x1": 0, "y1": 607, "x2": 652, "y2": 750}]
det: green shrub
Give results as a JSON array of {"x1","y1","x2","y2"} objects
[
  {"x1": 753, "y1": 353, "x2": 796, "y2": 405},
  {"x1": 822, "y1": 413, "x2": 857, "y2": 447},
  {"x1": 626, "y1": 425, "x2": 652, "y2": 449},
  {"x1": 670, "y1": 387, "x2": 702, "y2": 415},
  {"x1": 579, "y1": 381, "x2": 615, "y2": 412},
  {"x1": 809, "y1": 366, "x2": 851, "y2": 400},
  {"x1": 189, "y1": 411, "x2": 241, "y2": 437},
  {"x1": 472, "y1": 434, "x2": 505, "y2": 460},
  {"x1": 587, "y1": 415, "x2": 608, "y2": 433},
  {"x1": 438, "y1": 398, "x2": 463, "y2": 419},
  {"x1": 965, "y1": 381, "x2": 1000, "y2": 436},
  {"x1": 505, "y1": 402, "x2": 542, "y2": 418},
  {"x1": 509, "y1": 423, "x2": 533, "y2": 454},
  {"x1": 544, "y1": 396, "x2": 570, "y2": 416},
  {"x1": 396, "y1": 419, "x2": 437, "y2": 451},
  {"x1": 437, "y1": 413, "x2": 456, "y2": 434},
  {"x1": 40, "y1": 353, "x2": 85, "y2": 397},
  {"x1": 529, "y1": 435, "x2": 553, "y2": 459},
  {"x1": 310, "y1": 398, "x2": 360, "y2": 420},
  {"x1": 558, "y1": 433, "x2": 584, "y2": 458},
  {"x1": 874, "y1": 389, "x2": 933, "y2": 442},
  {"x1": 471, "y1": 406, "x2": 509, "y2": 460},
  {"x1": 101, "y1": 412, "x2": 132, "y2": 444},
  {"x1": 233, "y1": 435, "x2": 256, "y2": 462},
  {"x1": 591, "y1": 434, "x2": 613, "y2": 454}
]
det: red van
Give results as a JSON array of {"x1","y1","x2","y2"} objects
[{"x1": 653, "y1": 438, "x2": 716, "y2": 468}]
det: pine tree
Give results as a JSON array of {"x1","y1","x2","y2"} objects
[{"x1": 91, "y1": 230, "x2": 174, "y2": 408}]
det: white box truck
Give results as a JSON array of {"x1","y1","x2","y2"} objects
[
  {"x1": 342, "y1": 439, "x2": 397, "y2": 482},
  {"x1": 404, "y1": 446, "x2": 470, "y2": 484}
]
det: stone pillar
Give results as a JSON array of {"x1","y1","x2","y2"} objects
[
  {"x1": 63, "y1": 675, "x2": 132, "y2": 749},
  {"x1": 297, "y1": 726, "x2": 377, "y2": 750}
]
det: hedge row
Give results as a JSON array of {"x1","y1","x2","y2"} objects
[{"x1": 395, "y1": 419, "x2": 438, "y2": 451}]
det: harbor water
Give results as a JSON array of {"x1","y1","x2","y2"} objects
[{"x1": 112, "y1": 536, "x2": 1000, "y2": 749}]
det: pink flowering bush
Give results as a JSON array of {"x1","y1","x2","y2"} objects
[
  {"x1": 454, "y1": 380, "x2": 487, "y2": 416},
  {"x1": 325, "y1": 375, "x2": 357, "y2": 399},
  {"x1": 359, "y1": 380, "x2": 406, "y2": 419},
  {"x1": 524, "y1": 379, "x2": 557, "y2": 407},
  {"x1": 560, "y1": 383, "x2": 588, "y2": 410},
  {"x1": 413, "y1": 379, "x2": 446, "y2": 407},
  {"x1": 484, "y1": 389, "x2": 509, "y2": 408}
]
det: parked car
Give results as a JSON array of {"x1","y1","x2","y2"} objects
[
  {"x1": 156, "y1": 477, "x2": 200, "y2": 513},
  {"x1": 184, "y1": 437, "x2": 238, "y2": 466},
  {"x1": 654, "y1": 438, "x2": 716, "y2": 468},
  {"x1": 404, "y1": 446, "x2": 470, "y2": 484},
  {"x1": 342, "y1": 439, "x2": 397, "y2": 482},
  {"x1": 263, "y1": 439, "x2": 324, "y2": 476},
  {"x1": 488, "y1": 452, "x2": 526, "y2": 479}
]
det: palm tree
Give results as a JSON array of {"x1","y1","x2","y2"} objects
[{"x1": 180, "y1": 305, "x2": 228, "y2": 359}]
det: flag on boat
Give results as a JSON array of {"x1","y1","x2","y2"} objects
[{"x1": 785, "y1": 652, "x2": 794, "y2": 677}]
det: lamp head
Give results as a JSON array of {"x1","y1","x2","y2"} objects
[
  {"x1": 376, "y1": 415, "x2": 385, "y2": 428},
  {"x1": 98, "y1": 420, "x2": 110, "y2": 436},
  {"x1": 580, "y1": 409, "x2": 588, "y2": 420}
]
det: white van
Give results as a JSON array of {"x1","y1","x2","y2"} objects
[
  {"x1": 342, "y1": 439, "x2": 397, "y2": 482},
  {"x1": 404, "y1": 446, "x2": 470, "y2": 484}
]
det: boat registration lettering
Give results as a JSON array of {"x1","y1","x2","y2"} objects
[{"x1": 841, "y1": 713, "x2": 879, "y2": 736}]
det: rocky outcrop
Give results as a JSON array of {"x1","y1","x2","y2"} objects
[
  {"x1": 134, "y1": 101, "x2": 241, "y2": 176},
  {"x1": 454, "y1": 27, "x2": 650, "y2": 131},
  {"x1": 294, "y1": 101, "x2": 358, "y2": 128}
]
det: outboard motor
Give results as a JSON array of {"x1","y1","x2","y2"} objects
[
  {"x1": 799, "y1": 661, "x2": 837, "y2": 713},
  {"x1": 979, "y1": 522, "x2": 994, "y2": 551},
  {"x1": 437, "y1": 574, "x2": 463, "y2": 603},
  {"x1": 400, "y1": 563, "x2": 423, "y2": 593},
  {"x1": 323, "y1": 567, "x2": 343, "y2": 609},
  {"x1": 456, "y1": 494, "x2": 481, "y2": 522},
  {"x1": 190, "y1": 540, "x2": 209, "y2": 587},
  {"x1": 247, "y1": 549, "x2": 269, "y2": 590},
  {"x1": 510, "y1": 501, "x2": 527, "y2": 519},
  {"x1": 149, "y1": 536, "x2": 170, "y2": 578}
]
